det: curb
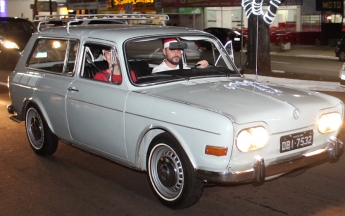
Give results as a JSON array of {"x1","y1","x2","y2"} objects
[
  {"x1": 244, "y1": 74, "x2": 345, "y2": 92},
  {"x1": 295, "y1": 55, "x2": 338, "y2": 60},
  {"x1": 270, "y1": 52, "x2": 337, "y2": 60}
]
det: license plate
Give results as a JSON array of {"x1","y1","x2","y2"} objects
[{"x1": 280, "y1": 130, "x2": 313, "y2": 153}]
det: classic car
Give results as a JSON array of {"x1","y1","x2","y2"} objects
[{"x1": 7, "y1": 14, "x2": 344, "y2": 209}]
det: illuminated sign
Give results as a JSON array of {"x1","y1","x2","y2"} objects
[
  {"x1": 160, "y1": 0, "x2": 242, "y2": 7},
  {"x1": 67, "y1": 0, "x2": 98, "y2": 10},
  {"x1": 114, "y1": 0, "x2": 154, "y2": 5},
  {"x1": 0, "y1": 0, "x2": 7, "y2": 16},
  {"x1": 316, "y1": 0, "x2": 343, "y2": 13}
]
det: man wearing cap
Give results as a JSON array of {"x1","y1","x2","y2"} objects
[{"x1": 152, "y1": 38, "x2": 208, "y2": 73}]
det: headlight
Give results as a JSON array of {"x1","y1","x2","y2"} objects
[
  {"x1": 236, "y1": 126, "x2": 269, "y2": 152},
  {"x1": 318, "y1": 112, "x2": 342, "y2": 133},
  {"x1": 1, "y1": 40, "x2": 20, "y2": 49}
]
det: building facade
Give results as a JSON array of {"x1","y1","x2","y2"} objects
[{"x1": 1, "y1": 0, "x2": 344, "y2": 44}]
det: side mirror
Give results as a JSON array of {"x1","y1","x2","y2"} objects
[{"x1": 169, "y1": 42, "x2": 188, "y2": 50}]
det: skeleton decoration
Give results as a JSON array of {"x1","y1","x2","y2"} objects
[{"x1": 242, "y1": 0, "x2": 281, "y2": 24}]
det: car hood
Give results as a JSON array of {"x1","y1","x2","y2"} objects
[{"x1": 142, "y1": 78, "x2": 341, "y2": 133}]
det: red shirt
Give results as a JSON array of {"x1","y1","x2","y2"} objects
[{"x1": 94, "y1": 69, "x2": 137, "y2": 82}]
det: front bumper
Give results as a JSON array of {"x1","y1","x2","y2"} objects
[{"x1": 195, "y1": 137, "x2": 343, "y2": 184}]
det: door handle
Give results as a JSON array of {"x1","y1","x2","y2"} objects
[{"x1": 68, "y1": 87, "x2": 79, "y2": 92}]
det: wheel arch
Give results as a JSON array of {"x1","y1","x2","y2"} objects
[
  {"x1": 22, "y1": 98, "x2": 56, "y2": 136},
  {"x1": 135, "y1": 126, "x2": 196, "y2": 171}
]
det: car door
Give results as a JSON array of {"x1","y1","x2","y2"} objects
[{"x1": 65, "y1": 42, "x2": 129, "y2": 160}]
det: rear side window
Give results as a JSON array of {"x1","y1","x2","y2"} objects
[{"x1": 27, "y1": 38, "x2": 78, "y2": 75}]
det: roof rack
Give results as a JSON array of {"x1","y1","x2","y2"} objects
[{"x1": 34, "y1": 14, "x2": 170, "y2": 33}]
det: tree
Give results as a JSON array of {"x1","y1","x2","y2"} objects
[
  {"x1": 242, "y1": 0, "x2": 282, "y2": 76},
  {"x1": 247, "y1": 15, "x2": 271, "y2": 75}
]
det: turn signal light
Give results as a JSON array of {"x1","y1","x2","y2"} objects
[{"x1": 205, "y1": 146, "x2": 228, "y2": 156}]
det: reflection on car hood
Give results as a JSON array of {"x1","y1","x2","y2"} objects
[{"x1": 143, "y1": 78, "x2": 341, "y2": 133}]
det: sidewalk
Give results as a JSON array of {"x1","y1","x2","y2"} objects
[
  {"x1": 269, "y1": 43, "x2": 337, "y2": 60},
  {"x1": 243, "y1": 43, "x2": 345, "y2": 92}
]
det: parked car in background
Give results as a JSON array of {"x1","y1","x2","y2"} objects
[
  {"x1": 7, "y1": 14, "x2": 344, "y2": 209},
  {"x1": 335, "y1": 35, "x2": 345, "y2": 61},
  {"x1": 0, "y1": 17, "x2": 36, "y2": 69},
  {"x1": 204, "y1": 27, "x2": 244, "y2": 52}
]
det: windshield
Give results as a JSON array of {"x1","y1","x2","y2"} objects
[{"x1": 125, "y1": 36, "x2": 240, "y2": 85}]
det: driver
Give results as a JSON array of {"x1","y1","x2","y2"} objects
[{"x1": 152, "y1": 38, "x2": 208, "y2": 73}]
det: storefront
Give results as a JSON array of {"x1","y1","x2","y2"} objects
[
  {"x1": 66, "y1": 0, "x2": 156, "y2": 15},
  {"x1": 159, "y1": 0, "x2": 303, "y2": 30}
]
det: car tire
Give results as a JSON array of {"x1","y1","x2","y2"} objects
[
  {"x1": 339, "y1": 51, "x2": 345, "y2": 61},
  {"x1": 25, "y1": 106, "x2": 58, "y2": 156},
  {"x1": 147, "y1": 132, "x2": 204, "y2": 209}
]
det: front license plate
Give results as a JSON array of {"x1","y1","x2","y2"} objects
[{"x1": 280, "y1": 130, "x2": 313, "y2": 153}]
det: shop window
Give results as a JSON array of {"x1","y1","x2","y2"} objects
[{"x1": 301, "y1": 15, "x2": 321, "y2": 31}]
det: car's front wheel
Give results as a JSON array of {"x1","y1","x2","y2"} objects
[
  {"x1": 25, "y1": 106, "x2": 58, "y2": 156},
  {"x1": 339, "y1": 51, "x2": 345, "y2": 61},
  {"x1": 147, "y1": 132, "x2": 204, "y2": 209}
]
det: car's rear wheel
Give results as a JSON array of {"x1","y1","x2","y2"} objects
[
  {"x1": 147, "y1": 132, "x2": 204, "y2": 209},
  {"x1": 25, "y1": 106, "x2": 58, "y2": 156},
  {"x1": 339, "y1": 51, "x2": 345, "y2": 61}
]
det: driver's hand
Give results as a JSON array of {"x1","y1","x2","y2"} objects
[{"x1": 196, "y1": 60, "x2": 209, "y2": 68}]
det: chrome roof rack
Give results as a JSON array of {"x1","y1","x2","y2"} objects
[{"x1": 34, "y1": 14, "x2": 170, "y2": 33}]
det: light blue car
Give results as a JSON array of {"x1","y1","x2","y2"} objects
[{"x1": 7, "y1": 14, "x2": 344, "y2": 209}]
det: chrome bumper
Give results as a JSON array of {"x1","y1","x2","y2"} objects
[{"x1": 195, "y1": 137, "x2": 343, "y2": 184}]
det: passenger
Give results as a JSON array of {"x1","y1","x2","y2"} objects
[
  {"x1": 152, "y1": 38, "x2": 209, "y2": 73},
  {"x1": 94, "y1": 49, "x2": 137, "y2": 82}
]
